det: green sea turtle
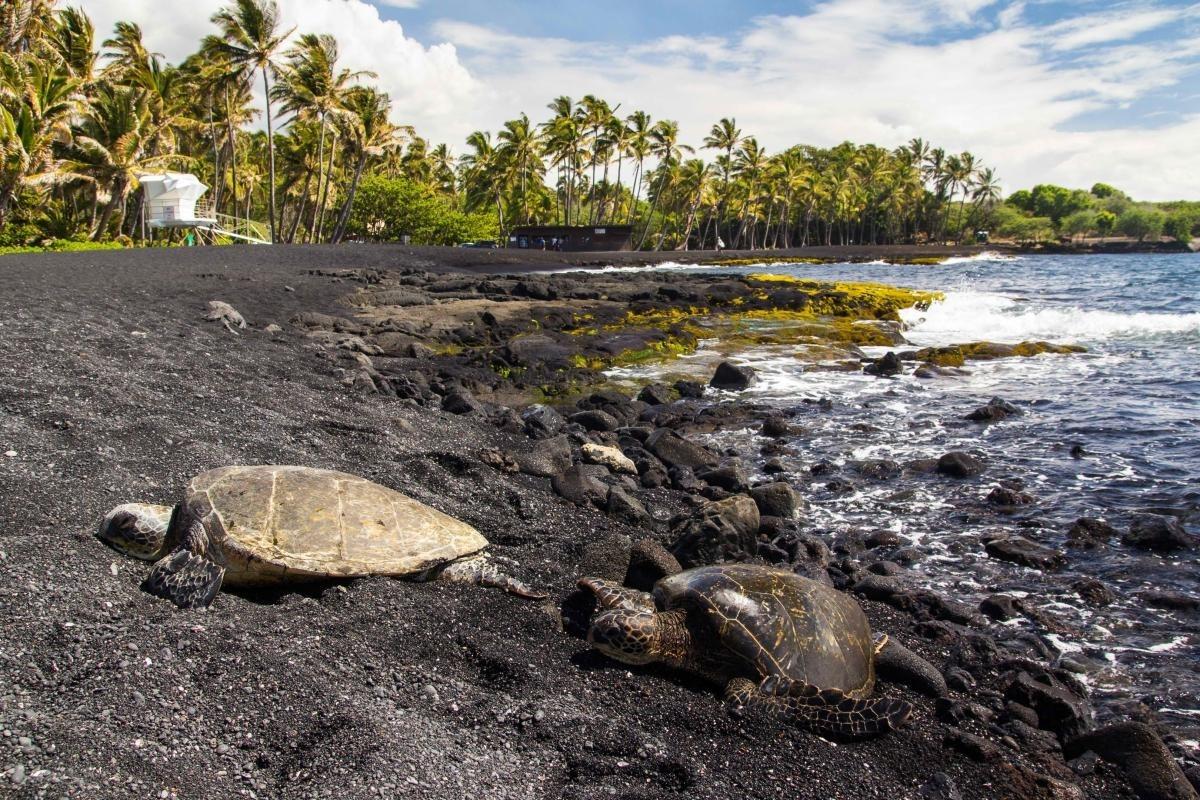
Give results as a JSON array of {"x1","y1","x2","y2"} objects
[
  {"x1": 579, "y1": 564, "x2": 912, "y2": 739},
  {"x1": 97, "y1": 465, "x2": 544, "y2": 608}
]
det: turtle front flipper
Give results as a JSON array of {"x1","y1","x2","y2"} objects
[
  {"x1": 143, "y1": 549, "x2": 225, "y2": 609},
  {"x1": 577, "y1": 577, "x2": 655, "y2": 612},
  {"x1": 141, "y1": 504, "x2": 225, "y2": 609},
  {"x1": 726, "y1": 677, "x2": 912, "y2": 740}
]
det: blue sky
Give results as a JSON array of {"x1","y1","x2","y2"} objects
[{"x1": 81, "y1": 0, "x2": 1200, "y2": 198}]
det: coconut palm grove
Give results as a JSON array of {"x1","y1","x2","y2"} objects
[{"x1": 2, "y1": 0, "x2": 1197, "y2": 252}]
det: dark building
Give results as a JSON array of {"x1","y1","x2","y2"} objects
[{"x1": 508, "y1": 224, "x2": 633, "y2": 252}]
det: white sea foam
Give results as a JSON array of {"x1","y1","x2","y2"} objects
[
  {"x1": 900, "y1": 291, "x2": 1200, "y2": 346},
  {"x1": 544, "y1": 260, "x2": 704, "y2": 274},
  {"x1": 939, "y1": 251, "x2": 1023, "y2": 265}
]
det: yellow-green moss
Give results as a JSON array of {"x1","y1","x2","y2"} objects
[
  {"x1": 915, "y1": 340, "x2": 1087, "y2": 366},
  {"x1": 747, "y1": 275, "x2": 942, "y2": 320}
]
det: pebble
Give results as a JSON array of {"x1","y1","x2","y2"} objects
[
  {"x1": 3, "y1": 451, "x2": 16, "y2": 458},
  {"x1": 421, "y1": 685, "x2": 439, "y2": 703}
]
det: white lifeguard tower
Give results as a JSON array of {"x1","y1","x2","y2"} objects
[{"x1": 139, "y1": 172, "x2": 269, "y2": 244}]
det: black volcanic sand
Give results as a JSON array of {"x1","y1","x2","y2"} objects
[{"x1": 0, "y1": 243, "x2": 1169, "y2": 800}]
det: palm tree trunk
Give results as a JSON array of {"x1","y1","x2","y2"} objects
[
  {"x1": 262, "y1": 66, "x2": 278, "y2": 243},
  {"x1": 309, "y1": 117, "x2": 327, "y2": 242},
  {"x1": 332, "y1": 154, "x2": 367, "y2": 244},
  {"x1": 224, "y1": 87, "x2": 238, "y2": 222},
  {"x1": 635, "y1": 174, "x2": 665, "y2": 250},
  {"x1": 93, "y1": 176, "x2": 127, "y2": 241},
  {"x1": 316, "y1": 135, "x2": 337, "y2": 242}
]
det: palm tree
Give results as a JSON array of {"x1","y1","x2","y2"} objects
[
  {"x1": 208, "y1": 0, "x2": 293, "y2": 242},
  {"x1": 624, "y1": 110, "x2": 651, "y2": 226},
  {"x1": 0, "y1": 51, "x2": 84, "y2": 230},
  {"x1": 636, "y1": 119, "x2": 690, "y2": 249},
  {"x1": 61, "y1": 84, "x2": 184, "y2": 239},
  {"x1": 273, "y1": 33, "x2": 372, "y2": 242},
  {"x1": 330, "y1": 86, "x2": 395, "y2": 243},
  {"x1": 703, "y1": 117, "x2": 741, "y2": 247},
  {"x1": 674, "y1": 158, "x2": 712, "y2": 250},
  {"x1": 461, "y1": 130, "x2": 505, "y2": 240},
  {"x1": 496, "y1": 113, "x2": 543, "y2": 225}
]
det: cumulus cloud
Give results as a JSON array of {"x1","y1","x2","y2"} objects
[
  {"x1": 74, "y1": 0, "x2": 1200, "y2": 199},
  {"x1": 433, "y1": 1, "x2": 1200, "y2": 199},
  {"x1": 76, "y1": 0, "x2": 476, "y2": 131}
]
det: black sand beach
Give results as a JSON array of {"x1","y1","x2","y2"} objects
[{"x1": 0, "y1": 244, "x2": 1187, "y2": 799}]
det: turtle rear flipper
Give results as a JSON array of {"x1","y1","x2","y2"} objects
[
  {"x1": 727, "y1": 677, "x2": 912, "y2": 740},
  {"x1": 143, "y1": 550, "x2": 225, "y2": 609},
  {"x1": 438, "y1": 555, "x2": 547, "y2": 600}
]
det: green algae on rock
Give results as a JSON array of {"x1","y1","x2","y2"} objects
[{"x1": 914, "y1": 340, "x2": 1087, "y2": 367}]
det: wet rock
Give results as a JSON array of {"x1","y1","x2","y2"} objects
[
  {"x1": 967, "y1": 396, "x2": 1020, "y2": 422},
  {"x1": 864, "y1": 351, "x2": 903, "y2": 377},
  {"x1": 582, "y1": 443, "x2": 638, "y2": 475},
  {"x1": 522, "y1": 404, "x2": 565, "y2": 439},
  {"x1": 980, "y1": 594, "x2": 1020, "y2": 621},
  {"x1": 763, "y1": 457, "x2": 786, "y2": 474},
  {"x1": 1138, "y1": 590, "x2": 1199, "y2": 612},
  {"x1": 749, "y1": 482, "x2": 804, "y2": 519},
  {"x1": 552, "y1": 464, "x2": 609, "y2": 507},
  {"x1": 696, "y1": 464, "x2": 750, "y2": 493},
  {"x1": 1123, "y1": 514, "x2": 1196, "y2": 552},
  {"x1": 867, "y1": 560, "x2": 901, "y2": 575},
  {"x1": 1065, "y1": 722, "x2": 1198, "y2": 800},
  {"x1": 626, "y1": 539, "x2": 683, "y2": 591},
  {"x1": 570, "y1": 409, "x2": 621, "y2": 432},
  {"x1": 937, "y1": 451, "x2": 985, "y2": 478},
  {"x1": 988, "y1": 486, "x2": 1034, "y2": 506},
  {"x1": 1005, "y1": 671, "x2": 1093, "y2": 740},
  {"x1": 637, "y1": 383, "x2": 673, "y2": 406},
  {"x1": 865, "y1": 530, "x2": 902, "y2": 549},
  {"x1": 645, "y1": 428, "x2": 719, "y2": 469},
  {"x1": 856, "y1": 459, "x2": 902, "y2": 481},
  {"x1": 853, "y1": 574, "x2": 904, "y2": 603},
  {"x1": 1066, "y1": 517, "x2": 1117, "y2": 548},
  {"x1": 1072, "y1": 578, "x2": 1115, "y2": 607},
  {"x1": 760, "y1": 416, "x2": 791, "y2": 438},
  {"x1": 673, "y1": 379, "x2": 705, "y2": 399},
  {"x1": 606, "y1": 487, "x2": 651, "y2": 527},
  {"x1": 709, "y1": 361, "x2": 756, "y2": 391},
  {"x1": 984, "y1": 536, "x2": 1066, "y2": 571},
  {"x1": 876, "y1": 639, "x2": 948, "y2": 698},
  {"x1": 669, "y1": 495, "x2": 761, "y2": 568}
]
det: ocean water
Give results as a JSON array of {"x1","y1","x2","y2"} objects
[{"x1": 612, "y1": 253, "x2": 1200, "y2": 735}]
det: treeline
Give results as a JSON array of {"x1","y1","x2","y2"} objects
[
  {"x1": 3, "y1": 0, "x2": 1193, "y2": 253},
  {"x1": 993, "y1": 183, "x2": 1199, "y2": 244}
]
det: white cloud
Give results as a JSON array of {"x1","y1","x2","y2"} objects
[
  {"x1": 431, "y1": 2, "x2": 1200, "y2": 199},
  {"x1": 76, "y1": 0, "x2": 476, "y2": 129},
  {"x1": 74, "y1": 0, "x2": 1200, "y2": 199},
  {"x1": 375, "y1": 0, "x2": 421, "y2": 7}
]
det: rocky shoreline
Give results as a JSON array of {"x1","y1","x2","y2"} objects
[{"x1": 0, "y1": 245, "x2": 1194, "y2": 799}]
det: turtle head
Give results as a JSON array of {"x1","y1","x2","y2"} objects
[
  {"x1": 96, "y1": 503, "x2": 174, "y2": 560},
  {"x1": 587, "y1": 608, "x2": 662, "y2": 666}
]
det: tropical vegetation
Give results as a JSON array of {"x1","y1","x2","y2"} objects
[{"x1": 2, "y1": 0, "x2": 1196, "y2": 251}]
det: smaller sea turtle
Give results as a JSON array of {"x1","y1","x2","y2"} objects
[
  {"x1": 98, "y1": 465, "x2": 544, "y2": 608},
  {"x1": 580, "y1": 564, "x2": 911, "y2": 739}
]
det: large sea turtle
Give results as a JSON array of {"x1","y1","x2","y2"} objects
[
  {"x1": 579, "y1": 564, "x2": 912, "y2": 738},
  {"x1": 97, "y1": 465, "x2": 544, "y2": 608}
]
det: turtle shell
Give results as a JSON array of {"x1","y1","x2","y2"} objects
[
  {"x1": 655, "y1": 564, "x2": 876, "y2": 697},
  {"x1": 185, "y1": 465, "x2": 488, "y2": 586}
]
